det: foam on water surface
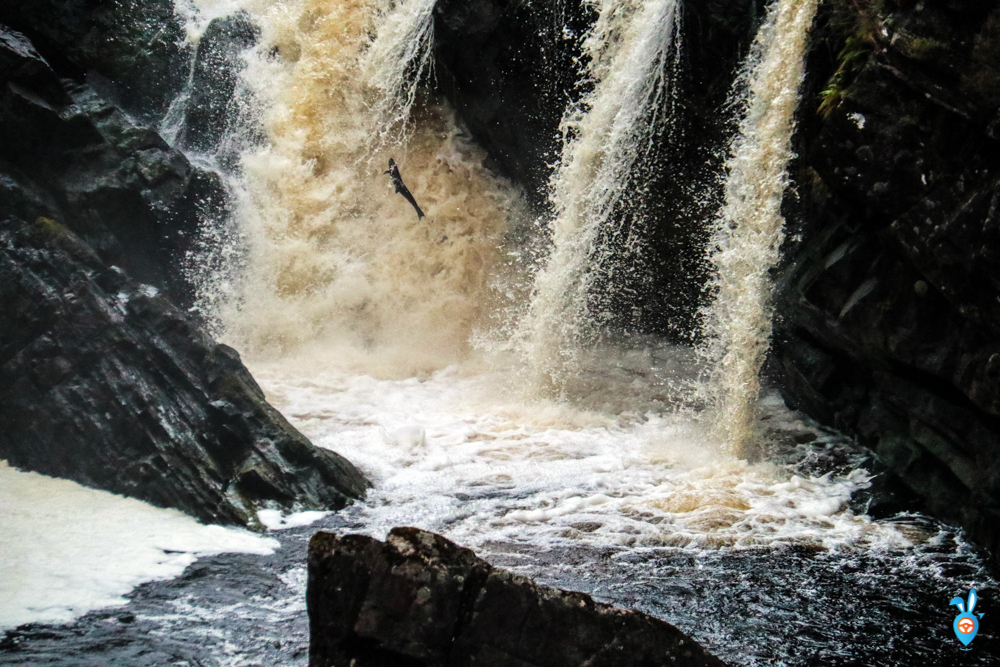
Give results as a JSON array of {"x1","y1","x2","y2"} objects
[
  {"x1": 0, "y1": 462, "x2": 278, "y2": 631},
  {"x1": 249, "y1": 351, "x2": 914, "y2": 555}
]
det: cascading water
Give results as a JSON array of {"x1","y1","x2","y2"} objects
[
  {"x1": 362, "y1": 0, "x2": 438, "y2": 148},
  {"x1": 515, "y1": 0, "x2": 682, "y2": 395},
  {"x1": 8, "y1": 2, "x2": 995, "y2": 665},
  {"x1": 199, "y1": 0, "x2": 519, "y2": 374},
  {"x1": 702, "y1": 0, "x2": 820, "y2": 456}
]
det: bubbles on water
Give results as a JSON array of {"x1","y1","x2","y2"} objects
[
  {"x1": 248, "y1": 348, "x2": 913, "y2": 556},
  {"x1": 0, "y1": 462, "x2": 277, "y2": 630}
]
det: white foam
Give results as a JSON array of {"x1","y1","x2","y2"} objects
[
  {"x1": 256, "y1": 509, "x2": 330, "y2": 530},
  {"x1": 250, "y1": 351, "x2": 912, "y2": 556},
  {"x1": 0, "y1": 461, "x2": 278, "y2": 631},
  {"x1": 173, "y1": 0, "x2": 260, "y2": 43}
]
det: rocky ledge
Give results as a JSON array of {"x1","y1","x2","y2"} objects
[
  {"x1": 308, "y1": 527, "x2": 726, "y2": 667},
  {"x1": 0, "y1": 22, "x2": 368, "y2": 528},
  {"x1": 772, "y1": 0, "x2": 1000, "y2": 566},
  {"x1": 0, "y1": 212, "x2": 369, "y2": 527}
]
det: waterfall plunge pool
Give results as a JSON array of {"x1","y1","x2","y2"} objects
[{"x1": 3, "y1": 345, "x2": 996, "y2": 666}]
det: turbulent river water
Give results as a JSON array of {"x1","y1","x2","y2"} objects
[{"x1": 2, "y1": 0, "x2": 999, "y2": 665}]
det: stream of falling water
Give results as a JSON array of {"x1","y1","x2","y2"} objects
[
  {"x1": 195, "y1": 0, "x2": 520, "y2": 375},
  {"x1": 701, "y1": 0, "x2": 820, "y2": 456},
  {"x1": 4, "y1": 1, "x2": 996, "y2": 664},
  {"x1": 514, "y1": 0, "x2": 682, "y2": 394}
]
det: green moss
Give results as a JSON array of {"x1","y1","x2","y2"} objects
[
  {"x1": 34, "y1": 216, "x2": 71, "y2": 240},
  {"x1": 818, "y1": 31, "x2": 878, "y2": 118},
  {"x1": 816, "y1": 0, "x2": 903, "y2": 118}
]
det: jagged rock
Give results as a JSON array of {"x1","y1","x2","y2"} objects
[
  {"x1": 182, "y1": 11, "x2": 261, "y2": 158},
  {"x1": 0, "y1": 23, "x2": 226, "y2": 306},
  {"x1": 0, "y1": 209, "x2": 369, "y2": 528},
  {"x1": 308, "y1": 527, "x2": 727, "y2": 667},
  {"x1": 433, "y1": 0, "x2": 592, "y2": 208},
  {"x1": 0, "y1": 0, "x2": 190, "y2": 121},
  {"x1": 771, "y1": 0, "x2": 1000, "y2": 565}
]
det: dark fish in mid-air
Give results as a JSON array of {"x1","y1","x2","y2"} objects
[{"x1": 383, "y1": 158, "x2": 425, "y2": 219}]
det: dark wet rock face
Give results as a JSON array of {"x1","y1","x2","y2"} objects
[
  {"x1": 0, "y1": 23, "x2": 368, "y2": 529},
  {"x1": 308, "y1": 527, "x2": 727, "y2": 667},
  {"x1": 182, "y1": 11, "x2": 261, "y2": 159},
  {"x1": 0, "y1": 213, "x2": 368, "y2": 527},
  {"x1": 0, "y1": 23, "x2": 226, "y2": 306},
  {"x1": 772, "y1": 0, "x2": 1000, "y2": 565},
  {"x1": 433, "y1": 0, "x2": 593, "y2": 209},
  {"x1": 0, "y1": 0, "x2": 190, "y2": 121}
]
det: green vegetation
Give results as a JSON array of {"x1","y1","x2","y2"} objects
[
  {"x1": 34, "y1": 216, "x2": 71, "y2": 240},
  {"x1": 817, "y1": 0, "x2": 897, "y2": 118},
  {"x1": 900, "y1": 35, "x2": 947, "y2": 61}
]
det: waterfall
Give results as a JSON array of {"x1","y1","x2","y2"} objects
[
  {"x1": 362, "y1": 0, "x2": 438, "y2": 148},
  {"x1": 701, "y1": 0, "x2": 819, "y2": 455},
  {"x1": 188, "y1": 0, "x2": 519, "y2": 375},
  {"x1": 515, "y1": 0, "x2": 682, "y2": 394}
]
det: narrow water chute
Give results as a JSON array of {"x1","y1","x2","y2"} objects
[
  {"x1": 515, "y1": 0, "x2": 683, "y2": 394},
  {"x1": 701, "y1": 0, "x2": 820, "y2": 455}
]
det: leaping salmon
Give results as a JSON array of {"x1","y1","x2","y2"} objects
[{"x1": 383, "y1": 158, "x2": 425, "y2": 219}]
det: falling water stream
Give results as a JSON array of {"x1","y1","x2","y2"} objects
[
  {"x1": 702, "y1": 0, "x2": 821, "y2": 457},
  {"x1": 515, "y1": 0, "x2": 682, "y2": 393},
  {"x1": 2, "y1": 0, "x2": 997, "y2": 665}
]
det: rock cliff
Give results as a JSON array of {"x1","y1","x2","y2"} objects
[
  {"x1": 0, "y1": 21, "x2": 369, "y2": 527},
  {"x1": 773, "y1": 0, "x2": 1000, "y2": 564}
]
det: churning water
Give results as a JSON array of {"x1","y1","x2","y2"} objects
[{"x1": 2, "y1": 0, "x2": 997, "y2": 665}]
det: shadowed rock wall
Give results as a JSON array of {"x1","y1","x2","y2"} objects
[
  {"x1": 772, "y1": 0, "x2": 1000, "y2": 565},
  {"x1": 0, "y1": 23, "x2": 225, "y2": 306},
  {"x1": 0, "y1": 23, "x2": 368, "y2": 528},
  {"x1": 0, "y1": 212, "x2": 369, "y2": 527},
  {"x1": 0, "y1": 0, "x2": 190, "y2": 122}
]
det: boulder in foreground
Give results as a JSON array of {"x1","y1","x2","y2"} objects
[{"x1": 308, "y1": 527, "x2": 727, "y2": 667}]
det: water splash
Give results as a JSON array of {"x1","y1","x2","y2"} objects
[
  {"x1": 361, "y1": 0, "x2": 438, "y2": 148},
  {"x1": 701, "y1": 0, "x2": 820, "y2": 455},
  {"x1": 188, "y1": 0, "x2": 519, "y2": 375},
  {"x1": 515, "y1": 0, "x2": 682, "y2": 395}
]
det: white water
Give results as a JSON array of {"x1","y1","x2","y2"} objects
[
  {"x1": 362, "y1": 0, "x2": 438, "y2": 148},
  {"x1": 3, "y1": 0, "x2": 966, "y2": 641},
  {"x1": 192, "y1": 0, "x2": 520, "y2": 374},
  {"x1": 250, "y1": 353, "x2": 914, "y2": 555},
  {"x1": 701, "y1": 0, "x2": 820, "y2": 455},
  {"x1": 515, "y1": 0, "x2": 682, "y2": 393},
  {"x1": 187, "y1": 0, "x2": 907, "y2": 561},
  {"x1": 0, "y1": 462, "x2": 277, "y2": 631}
]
